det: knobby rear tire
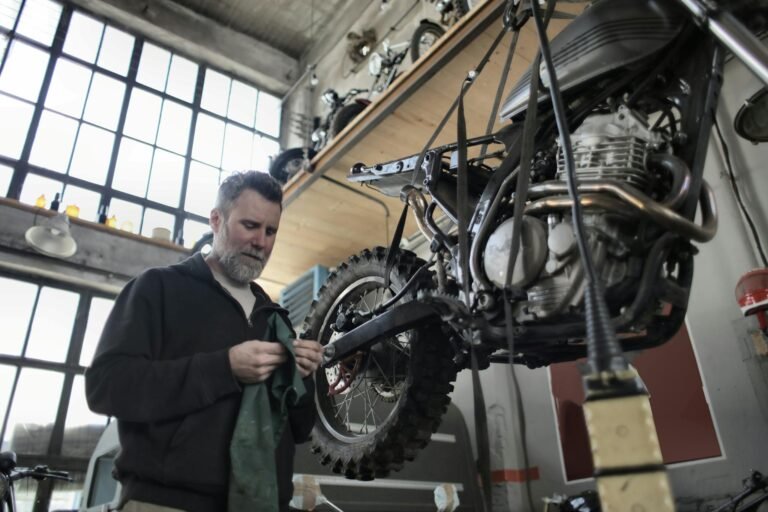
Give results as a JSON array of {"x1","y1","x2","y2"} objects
[{"x1": 302, "y1": 247, "x2": 457, "y2": 480}]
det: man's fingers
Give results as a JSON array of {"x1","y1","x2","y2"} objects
[{"x1": 246, "y1": 340, "x2": 286, "y2": 354}]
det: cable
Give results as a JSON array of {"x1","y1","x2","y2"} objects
[
  {"x1": 529, "y1": 0, "x2": 626, "y2": 374},
  {"x1": 714, "y1": 118, "x2": 768, "y2": 266}
]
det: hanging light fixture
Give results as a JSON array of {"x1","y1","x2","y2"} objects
[{"x1": 24, "y1": 213, "x2": 78, "y2": 258}]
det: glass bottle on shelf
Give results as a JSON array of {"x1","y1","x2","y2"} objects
[
  {"x1": 106, "y1": 215, "x2": 117, "y2": 228},
  {"x1": 98, "y1": 205, "x2": 109, "y2": 224},
  {"x1": 34, "y1": 194, "x2": 46, "y2": 208},
  {"x1": 50, "y1": 192, "x2": 60, "y2": 211}
]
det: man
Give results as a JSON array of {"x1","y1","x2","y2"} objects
[{"x1": 86, "y1": 171, "x2": 324, "y2": 512}]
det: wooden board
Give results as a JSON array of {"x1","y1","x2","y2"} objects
[{"x1": 259, "y1": 0, "x2": 584, "y2": 300}]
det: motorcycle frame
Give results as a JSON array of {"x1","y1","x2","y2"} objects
[{"x1": 327, "y1": 5, "x2": 765, "y2": 369}]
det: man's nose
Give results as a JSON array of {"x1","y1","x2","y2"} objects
[{"x1": 250, "y1": 230, "x2": 265, "y2": 248}]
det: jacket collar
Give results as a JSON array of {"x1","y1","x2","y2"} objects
[{"x1": 175, "y1": 252, "x2": 282, "y2": 310}]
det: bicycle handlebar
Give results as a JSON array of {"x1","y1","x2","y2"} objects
[{"x1": 10, "y1": 466, "x2": 72, "y2": 483}]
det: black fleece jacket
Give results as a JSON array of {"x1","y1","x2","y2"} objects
[{"x1": 85, "y1": 253, "x2": 315, "y2": 512}]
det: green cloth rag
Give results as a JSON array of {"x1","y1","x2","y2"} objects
[{"x1": 228, "y1": 312, "x2": 307, "y2": 512}]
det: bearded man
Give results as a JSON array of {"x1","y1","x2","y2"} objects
[{"x1": 86, "y1": 171, "x2": 323, "y2": 512}]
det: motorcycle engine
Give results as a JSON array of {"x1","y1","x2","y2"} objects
[{"x1": 483, "y1": 106, "x2": 664, "y2": 320}]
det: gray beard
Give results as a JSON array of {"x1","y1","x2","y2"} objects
[
  {"x1": 218, "y1": 250, "x2": 264, "y2": 284},
  {"x1": 212, "y1": 225, "x2": 265, "y2": 284}
]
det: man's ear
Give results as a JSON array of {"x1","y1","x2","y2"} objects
[{"x1": 210, "y1": 208, "x2": 222, "y2": 234}]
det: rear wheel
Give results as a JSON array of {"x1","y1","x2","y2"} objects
[
  {"x1": 269, "y1": 147, "x2": 317, "y2": 185},
  {"x1": 330, "y1": 102, "x2": 368, "y2": 139},
  {"x1": 303, "y1": 247, "x2": 457, "y2": 480},
  {"x1": 410, "y1": 22, "x2": 445, "y2": 63}
]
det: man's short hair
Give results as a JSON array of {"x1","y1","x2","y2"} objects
[{"x1": 215, "y1": 171, "x2": 283, "y2": 217}]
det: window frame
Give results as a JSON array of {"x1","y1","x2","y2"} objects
[{"x1": 1, "y1": 1, "x2": 282, "y2": 247}]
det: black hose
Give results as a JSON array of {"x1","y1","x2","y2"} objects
[{"x1": 529, "y1": 1, "x2": 627, "y2": 374}]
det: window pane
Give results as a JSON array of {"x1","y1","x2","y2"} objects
[
  {"x1": 123, "y1": 88, "x2": 161, "y2": 143},
  {"x1": 79, "y1": 297, "x2": 114, "y2": 367},
  {"x1": 0, "y1": 277, "x2": 37, "y2": 357},
  {"x1": 29, "y1": 110, "x2": 78, "y2": 172},
  {"x1": 141, "y1": 208, "x2": 174, "y2": 238},
  {"x1": 63, "y1": 12, "x2": 103, "y2": 63},
  {"x1": 112, "y1": 137, "x2": 152, "y2": 197},
  {"x1": 15, "y1": 0, "x2": 61, "y2": 46},
  {"x1": 252, "y1": 136, "x2": 280, "y2": 173},
  {"x1": 0, "y1": 32, "x2": 7, "y2": 60},
  {"x1": 0, "y1": 365, "x2": 16, "y2": 433},
  {"x1": 97, "y1": 26, "x2": 134, "y2": 76},
  {"x1": 45, "y1": 58, "x2": 92, "y2": 118},
  {"x1": 0, "y1": 40, "x2": 50, "y2": 101},
  {"x1": 201, "y1": 69, "x2": 229, "y2": 115},
  {"x1": 136, "y1": 42, "x2": 169, "y2": 92},
  {"x1": 183, "y1": 218, "x2": 210, "y2": 249},
  {"x1": 156, "y1": 100, "x2": 191, "y2": 155},
  {"x1": 146, "y1": 149, "x2": 183, "y2": 207},
  {"x1": 185, "y1": 161, "x2": 219, "y2": 216},
  {"x1": 62, "y1": 184, "x2": 100, "y2": 222},
  {"x1": 0, "y1": 0, "x2": 22, "y2": 30},
  {"x1": 191, "y1": 113, "x2": 224, "y2": 167},
  {"x1": 255, "y1": 91, "x2": 281, "y2": 137},
  {"x1": 25, "y1": 287, "x2": 79, "y2": 362},
  {"x1": 109, "y1": 198, "x2": 141, "y2": 233},
  {"x1": 13, "y1": 478, "x2": 39, "y2": 512},
  {"x1": 19, "y1": 173, "x2": 62, "y2": 207},
  {"x1": 68, "y1": 123, "x2": 114, "y2": 185},
  {"x1": 166, "y1": 54, "x2": 197, "y2": 102},
  {"x1": 62, "y1": 376, "x2": 107, "y2": 457},
  {"x1": 0, "y1": 93, "x2": 34, "y2": 159},
  {"x1": 0, "y1": 164, "x2": 12, "y2": 196},
  {"x1": 227, "y1": 80, "x2": 257, "y2": 127},
  {"x1": 83, "y1": 72, "x2": 125, "y2": 130},
  {"x1": 221, "y1": 123, "x2": 253, "y2": 172},
  {"x1": 3, "y1": 368, "x2": 64, "y2": 453}
]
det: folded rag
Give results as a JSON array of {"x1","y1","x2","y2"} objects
[{"x1": 228, "y1": 312, "x2": 307, "y2": 512}]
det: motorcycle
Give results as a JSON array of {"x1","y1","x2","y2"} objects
[
  {"x1": 411, "y1": 0, "x2": 472, "y2": 62},
  {"x1": 302, "y1": 0, "x2": 768, "y2": 481},
  {"x1": 270, "y1": 87, "x2": 370, "y2": 184},
  {"x1": 367, "y1": 40, "x2": 409, "y2": 94}
]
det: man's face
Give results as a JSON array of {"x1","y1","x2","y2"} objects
[{"x1": 210, "y1": 189, "x2": 282, "y2": 284}]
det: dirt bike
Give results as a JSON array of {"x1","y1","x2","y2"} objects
[
  {"x1": 368, "y1": 40, "x2": 409, "y2": 94},
  {"x1": 411, "y1": 0, "x2": 472, "y2": 62},
  {"x1": 1, "y1": 451, "x2": 71, "y2": 512},
  {"x1": 270, "y1": 88, "x2": 370, "y2": 184},
  {"x1": 301, "y1": 0, "x2": 768, "y2": 481}
]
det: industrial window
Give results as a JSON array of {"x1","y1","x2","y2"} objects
[
  {"x1": 0, "y1": 0, "x2": 282, "y2": 248},
  {"x1": 0, "y1": 272, "x2": 114, "y2": 511}
]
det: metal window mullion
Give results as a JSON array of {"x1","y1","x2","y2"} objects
[
  {"x1": 7, "y1": 4, "x2": 73, "y2": 199},
  {"x1": 0, "y1": 366, "x2": 21, "y2": 450},
  {"x1": 47, "y1": 291, "x2": 90, "y2": 456},
  {"x1": 175, "y1": 65, "x2": 207, "y2": 244},
  {"x1": 0, "y1": 0, "x2": 28, "y2": 77},
  {"x1": 100, "y1": 37, "x2": 143, "y2": 218},
  {"x1": 19, "y1": 285, "x2": 41, "y2": 358}
]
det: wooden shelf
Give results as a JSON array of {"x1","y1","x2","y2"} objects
[{"x1": 261, "y1": 0, "x2": 583, "y2": 300}]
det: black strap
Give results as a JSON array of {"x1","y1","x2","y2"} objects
[
  {"x1": 409, "y1": 25, "x2": 509, "y2": 188},
  {"x1": 384, "y1": 23, "x2": 510, "y2": 293},
  {"x1": 502, "y1": 3, "x2": 557, "y2": 510},
  {"x1": 471, "y1": 348, "x2": 492, "y2": 512},
  {"x1": 480, "y1": 29, "x2": 520, "y2": 158},
  {"x1": 383, "y1": 203, "x2": 409, "y2": 291}
]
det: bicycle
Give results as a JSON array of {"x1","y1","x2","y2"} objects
[{"x1": 1, "y1": 451, "x2": 72, "y2": 512}]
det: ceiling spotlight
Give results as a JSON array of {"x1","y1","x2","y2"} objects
[{"x1": 25, "y1": 213, "x2": 78, "y2": 258}]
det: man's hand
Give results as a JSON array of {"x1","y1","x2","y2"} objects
[
  {"x1": 229, "y1": 340, "x2": 287, "y2": 384},
  {"x1": 293, "y1": 339, "x2": 323, "y2": 378}
]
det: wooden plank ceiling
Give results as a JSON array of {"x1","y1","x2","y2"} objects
[{"x1": 259, "y1": 0, "x2": 584, "y2": 299}]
